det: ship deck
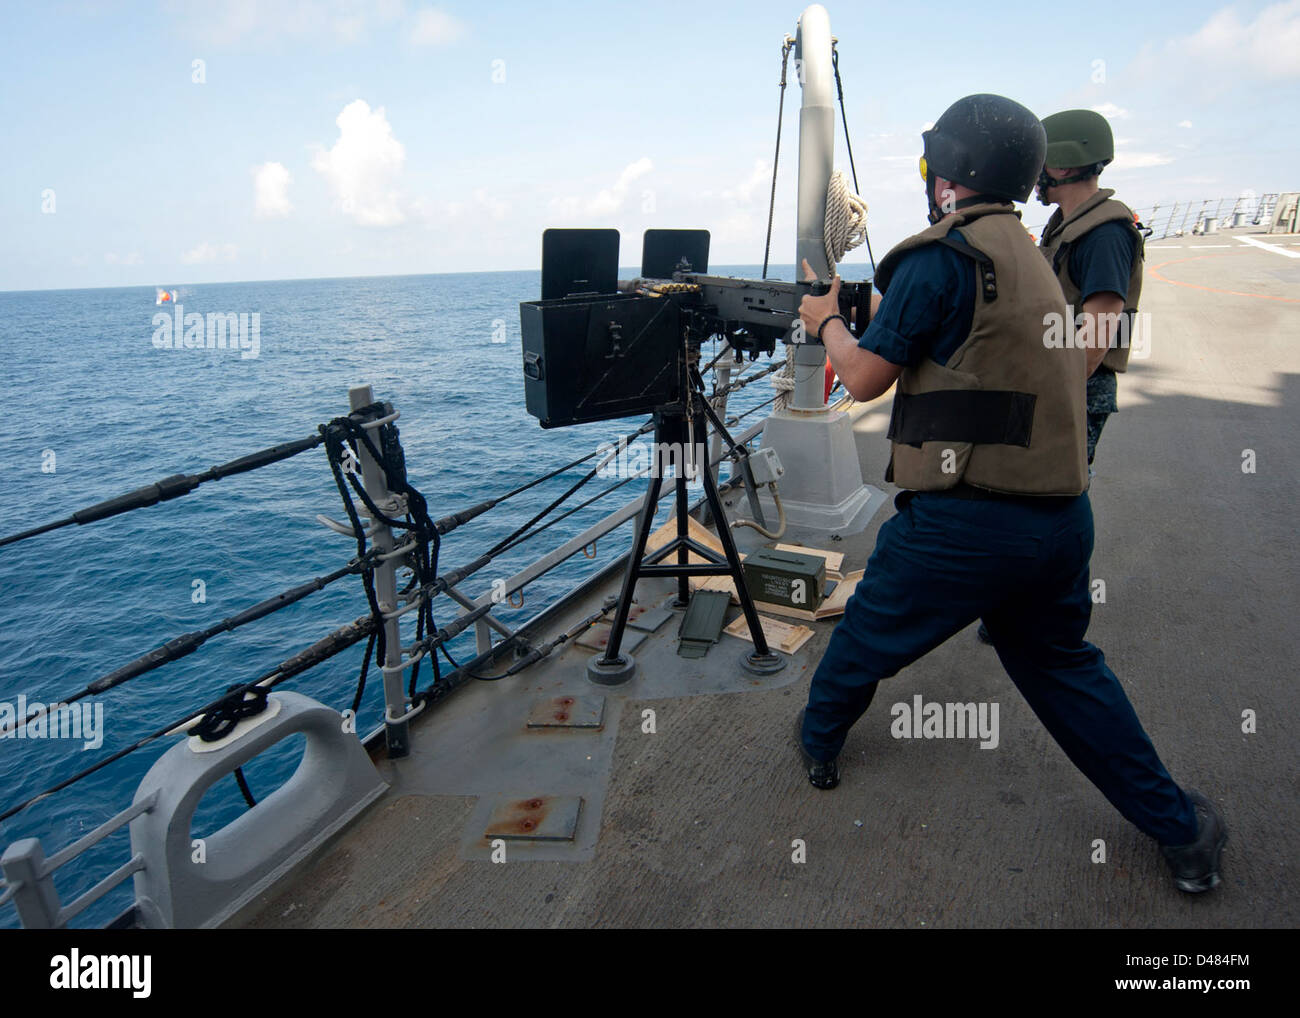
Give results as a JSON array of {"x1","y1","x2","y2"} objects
[{"x1": 229, "y1": 226, "x2": 1299, "y2": 929}]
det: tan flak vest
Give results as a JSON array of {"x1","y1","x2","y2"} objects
[
  {"x1": 1039, "y1": 188, "x2": 1145, "y2": 372},
  {"x1": 875, "y1": 202, "x2": 1088, "y2": 496}
]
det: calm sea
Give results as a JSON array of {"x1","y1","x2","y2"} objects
[{"x1": 0, "y1": 265, "x2": 793, "y2": 927}]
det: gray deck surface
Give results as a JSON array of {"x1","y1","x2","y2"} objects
[{"x1": 231, "y1": 228, "x2": 1299, "y2": 929}]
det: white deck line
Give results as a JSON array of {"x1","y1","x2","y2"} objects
[{"x1": 1234, "y1": 235, "x2": 1300, "y2": 259}]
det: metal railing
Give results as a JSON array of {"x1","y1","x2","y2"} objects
[
  {"x1": 1131, "y1": 194, "x2": 1275, "y2": 241},
  {"x1": 0, "y1": 363, "x2": 770, "y2": 928},
  {"x1": 1026, "y1": 193, "x2": 1275, "y2": 244},
  {"x1": 0, "y1": 792, "x2": 158, "y2": 929}
]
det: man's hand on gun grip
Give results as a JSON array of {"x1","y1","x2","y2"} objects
[{"x1": 798, "y1": 258, "x2": 846, "y2": 341}]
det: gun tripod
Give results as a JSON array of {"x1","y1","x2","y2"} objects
[{"x1": 587, "y1": 361, "x2": 786, "y2": 684}]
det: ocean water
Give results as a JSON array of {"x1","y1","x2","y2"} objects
[{"x1": 0, "y1": 265, "x2": 792, "y2": 927}]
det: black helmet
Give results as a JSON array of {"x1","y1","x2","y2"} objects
[{"x1": 922, "y1": 94, "x2": 1047, "y2": 203}]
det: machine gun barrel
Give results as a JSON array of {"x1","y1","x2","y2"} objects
[{"x1": 676, "y1": 272, "x2": 872, "y2": 344}]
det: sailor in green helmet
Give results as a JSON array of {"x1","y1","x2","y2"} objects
[
  {"x1": 795, "y1": 94, "x2": 1226, "y2": 895},
  {"x1": 1035, "y1": 109, "x2": 1146, "y2": 467}
]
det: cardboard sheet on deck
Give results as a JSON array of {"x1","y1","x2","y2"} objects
[
  {"x1": 723, "y1": 613, "x2": 814, "y2": 655},
  {"x1": 645, "y1": 516, "x2": 725, "y2": 564}
]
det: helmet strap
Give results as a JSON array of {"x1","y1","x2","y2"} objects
[{"x1": 1037, "y1": 163, "x2": 1106, "y2": 205}]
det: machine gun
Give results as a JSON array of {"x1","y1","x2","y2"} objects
[
  {"x1": 517, "y1": 227, "x2": 872, "y2": 683},
  {"x1": 520, "y1": 228, "x2": 871, "y2": 429}
]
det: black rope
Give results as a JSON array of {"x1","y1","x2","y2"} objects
[
  {"x1": 762, "y1": 39, "x2": 794, "y2": 280},
  {"x1": 0, "y1": 433, "x2": 324, "y2": 549},
  {"x1": 831, "y1": 44, "x2": 875, "y2": 273},
  {"x1": 233, "y1": 767, "x2": 257, "y2": 809},
  {"x1": 351, "y1": 630, "x2": 376, "y2": 716},
  {"x1": 188, "y1": 684, "x2": 271, "y2": 742}
]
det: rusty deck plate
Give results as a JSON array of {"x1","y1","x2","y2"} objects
[
  {"x1": 627, "y1": 604, "x2": 673, "y2": 632},
  {"x1": 483, "y1": 796, "x2": 583, "y2": 842},
  {"x1": 574, "y1": 622, "x2": 648, "y2": 653},
  {"x1": 526, "y1": 694, "x2": 606, "y2": 729}
]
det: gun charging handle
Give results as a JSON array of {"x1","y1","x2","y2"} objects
[{"x1": 806, "y1": 278, "x2": 873, "y2": 340}]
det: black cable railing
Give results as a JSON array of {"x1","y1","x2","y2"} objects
[{"x1": 0, "y1": 352, "x2": 777, "y2": 824}]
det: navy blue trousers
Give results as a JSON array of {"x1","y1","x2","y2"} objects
[{"x1": 801, "y1": 489, "x2": 1198, "y2": 846}]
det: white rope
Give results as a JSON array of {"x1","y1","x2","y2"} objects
[
  {"x1": 771, "y1": 344, "x2": 796, "y2": 410},
  {"x1": 824, "y1": 169, "x2": 868, "y2": 272}
]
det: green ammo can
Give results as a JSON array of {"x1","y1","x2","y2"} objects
[{"x1": 742, "y1": 548, "x2": 825, "y2": 609}]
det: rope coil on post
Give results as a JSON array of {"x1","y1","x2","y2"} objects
[{"x1": 825, "y1": 170, "x2": 869, "y2": 271}]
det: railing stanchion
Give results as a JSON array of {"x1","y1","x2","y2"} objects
[
  {"x1": 349, "y1": 385, "x2": 409, "y2": 758},
  {"x1": 1, "y1": 840, "x2": 61, "y2": 929}
]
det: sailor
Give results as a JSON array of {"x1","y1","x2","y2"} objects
[
  {"x1": 794, "y1": 94, "x2": 1226, "y2": 893},
  {"x1": 1035, "y1": 108, "x2": 1144, "y2": 467}
]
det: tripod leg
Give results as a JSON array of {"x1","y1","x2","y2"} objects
[
  {"x1": 697, "y1": 418, "x2": 785, "y2": 675},
  {"x1": 599, "y1": 460, "x2": 664, "y2": 667},
  {"x1": 674, "y1": 456, "x2": 691, "y2": 608}
]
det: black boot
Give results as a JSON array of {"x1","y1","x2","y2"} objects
[
  {"x1": 1160, "y1": 789, "x2": 1228, "y2": 893},
  {"x1": 794, "y1": 708, "x2": 839, "y2": 790}
]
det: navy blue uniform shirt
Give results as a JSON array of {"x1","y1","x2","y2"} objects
[
  {"x1": 1068, "y1": 220, "x2": 1137, "y2": 304},
  {"x1": 858, "y1": 229, "x2": 975, "y2": 368}
]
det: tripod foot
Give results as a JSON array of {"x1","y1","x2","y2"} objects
[
  {"x1": 740, "y1": 650, "x2": 786, "y2": 676},
  {"x1": 587, "y1": 652, "x2": 637, "y2": 686}
]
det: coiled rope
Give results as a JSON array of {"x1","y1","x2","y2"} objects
[{"x1": 825, "y1": 169, "x2": 869, "y2": 271}]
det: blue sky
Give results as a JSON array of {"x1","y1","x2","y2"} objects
[{"x1": 2, "y1": 0, "x2": 1296, "y2": 290}]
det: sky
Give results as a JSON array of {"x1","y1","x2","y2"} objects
[{"x1": 1, "y1": 0, "x2": 1297, "y2": 291}]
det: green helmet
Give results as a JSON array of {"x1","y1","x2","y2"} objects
[{"x1": 1042, "y1": 109, "x2": 1114, "y2": 169}]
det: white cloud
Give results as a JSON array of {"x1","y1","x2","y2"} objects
[
  {"x1": 410, "y1": 7, "x2": 465, "y2": 45},
  {"x1": 722, "y1": 159, "x2": 771, "y2": 204},
  {"x1": 252, "y1": 161, "x2": 292, "y2": 218},
  {"x1": 1145, "y1": 0, "x2": 1300, "y2": 80},
  {"x1": 181, "y1": 242, "x2": 238, "y2": 264},
  {"x1": 312, "y1": 100, "x2": 407, "y2": 226},
  {"x1": 104, "y1": 252, "x2": 141, "y2": 266},
  {"x1": 1178, "y1": 120, "x2": 1194, "y2": 128},
  {"x1": 1112, "y1": 151, "x2": 1174, "y2": 169},
  {"x1": 554, "y1": 157, "x2": 653, "y2": 217},
  {"x1": 472, "y1": 189, "x2": 509, "y2": 221},
  {"x1": 1090, "y1": 102, "x2": 1129, "y2": 119}
]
